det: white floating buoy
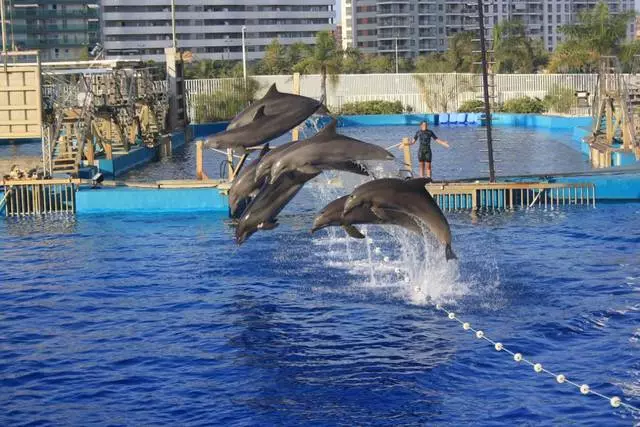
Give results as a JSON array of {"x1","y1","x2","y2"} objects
[
  {"x1": 495, "y1": 342, "x2": 503, "y2": 351},
  {"x1": 448, "y1": 312, "x2": 456, "y2": 320},
  {"x1": 367, "y1": 238, "x2": 374, "y2": 244},
  {"x1": 534, "y1": 363, "x2": 543, "y2": 373},
  {"x1": 374, "y1": 247, "x2": 381, "y2": 255},
  {"x1": 556, "y1": 374, "x2": 566, "y2": 384},
  {"x1": 610, "y1": 396, "x2": 621, "y2": 408},
  {"x1": 580, "y1": 384, "x2": 590, "y2": 395},
  {"x1": 475, "y1": 330, "x2": 484, "y2": 339},
  {"x1": 514, "y1": 353, "x2": 523, "y2": 362},
  {"x1": 383, "y1": 256, "x2": 390, "y2": 263},
  {"x1": 404, "y1": 276, "x2": 410, "y2": 283},
  {"x1": 394, "y1": 268, "x2": 401, "y2": 274},
  {"x1": 435, "y1": 303, "x2": 442, "y2": 310},
  {"x1": 463, "y1": 322, "x2": 471, "y2": 330}
]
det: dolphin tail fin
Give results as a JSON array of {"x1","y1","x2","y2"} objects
[
  {"x1": 445, "y1": 244, "x2": 457, "y2": 261},
  {"x1": 342, "y1": 224, "x2": 365, "y2": 239}
]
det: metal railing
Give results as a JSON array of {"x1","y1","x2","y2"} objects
[{"x1": 2, "y1": 179, "x2": 78, "y2": 216}]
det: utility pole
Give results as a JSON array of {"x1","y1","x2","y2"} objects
[{"x1": 477, "y1": 0, "x2": 496, "y2": 182}]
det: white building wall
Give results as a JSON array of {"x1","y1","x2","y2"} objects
[
  {"x1": 101, "y1": 0, "x2": 336, "y2": 62},
  {"x1": 342, "y1": 0, "x2": 636, "y2": 57}
]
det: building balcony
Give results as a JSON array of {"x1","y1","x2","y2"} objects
[
  {"x1": 11, "y1": 24, "x2": 96, "y2": 33},
  {"x1": 12, "y1": 8, "x2": 99, "y2": 19}
]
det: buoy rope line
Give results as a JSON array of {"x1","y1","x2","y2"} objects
[{"x1": 363, "y1": 239, "x2": 640, "y2": 416}]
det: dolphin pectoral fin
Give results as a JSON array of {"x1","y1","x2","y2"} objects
[
  {"x1": 258, "y1": 220, "x2": 279, "y2": 231},
  {"x1": 342, "y1": 224, "x2": 365, "y2": 239},
  {"x1": 297, "y1": 165, "x2": 322, "y2": 175},
  {"x1": 445, "y1": 244, "x2": 457, "y2": 261},
  {"x1": 370, "y1": 206, "x2": 388, "y2": 221}
]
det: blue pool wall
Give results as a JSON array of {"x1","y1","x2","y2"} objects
[
  {"x1": 76, "y1": 187, "x2": 228, "y2": 214},
  {"x1": 96, "y1": 128, "x2": 192, "y2": 178}
]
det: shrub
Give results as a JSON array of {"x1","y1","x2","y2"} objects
[
  {"x1": 500, "y1": 96, "x2": 547, "y2": 114},
  {"x1": 544, "y1": 86, "x2": 576, "y2": 114},
  {"x1": 458, "y1": 99, "x2": 485, "y2": 113},
  {"x1": 191, "y1": 78, "x2": 260, "y2": 123},
  {"x1": 339, "y1": 100, "x2": 406, "y2": 115}
]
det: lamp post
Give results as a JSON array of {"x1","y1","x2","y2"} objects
[
  {"x1": 241, "y1": 25, "x2": 247, "y2": 83},
  {"x1": 394, "y1": 36, "x2": 399, "y2": 74},
  {"x1": 170, "y1": 0, "x2": 177, "y2": 49}
]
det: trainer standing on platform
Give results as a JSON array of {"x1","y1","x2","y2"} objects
[{"x1": 412, "y1": 121, "x2": 450, "y2": 179}]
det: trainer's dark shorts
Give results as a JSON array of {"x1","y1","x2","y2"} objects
[{"x1": 419, "y1": 147, "x2": 432, "y2": 163}]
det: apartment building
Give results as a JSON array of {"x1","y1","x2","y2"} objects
[
  {"x1": 100, "y1": 1, "x2": 336, "y2": 62},
  {"x1": 341, "y1": 0, "x2": 636, "y2": 57},
  {"x1": 9, "y1": 1, "x2": 100, "y2": 61}
]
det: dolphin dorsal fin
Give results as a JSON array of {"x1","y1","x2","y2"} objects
[
  {"x1": 253, "y1": 105, "x2": 266, "y2": 121},
  {"x1": 407, "y1": 177, "x2": 432, "y2": 189},
  {"x1": 316, "y1": 119, "x2": 338, "y2": 139},
  {"x1": 263, "y1": 83, "x2": 279, "y2": 98}
]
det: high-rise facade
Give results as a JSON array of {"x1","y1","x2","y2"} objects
[
  {"x1": 341, "y1": 0, "x2": 636, "y2": 57},
  {"x1": 9, "y1": 1, "x2": 100, "y2": 61},
  {"x1": 101, "y1": 1, "x2": 336, "y2": 62}
]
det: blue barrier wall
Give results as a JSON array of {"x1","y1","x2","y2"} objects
[
  {"x1": 554, "y1": 173, "x2": 640, "y2": 200},
  {"x1": 76, "y1": 187, "x2": 229, "y2": 214},
  {"x1": 191, "y1": 122, "x2": 228, "y2": 139},
  {"x1": 97, "y1": 146, "x2": 158, "y2": 178},
  {"x1": 95, "y1": 129, "x2": 193, "y2": 178}
]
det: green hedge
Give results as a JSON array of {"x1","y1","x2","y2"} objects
[
  {"x1": 338, "y1": 100, "x2": 409, "y2": 115},
  {"x1": 458, "y1": 99, "x2": 485, "y2": 113},
  {"x1": 498, "y1": 96, "x2": 547, "y2": 114}
]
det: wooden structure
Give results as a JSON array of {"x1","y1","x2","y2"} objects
[
  {"x1": 588, "y1": 56, "x2": 640, "y2": 167},
  {"x1": 426, "y1": 181, "x2": 596, "y2": 211},
  {"x1": 0, "y1": 51, "x2": 43, "y2": 140}
]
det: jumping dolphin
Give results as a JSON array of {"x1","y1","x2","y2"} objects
[
  {"x1": 228, "y1": 144, "x2": 271, "y2": 218},
  {"x1": 235, "y1": 171, "x2": 320, "y2": 245},
  {"x1": 268, "y1": 119, "x2": 394, "y2": 184},
  {"x1": 227, "y1": 83, "x2": 323, "y2": 131},
  {"x1": 311, "y1": 195, "x2": 423, "y2": 239},
  {"x1": 206, "y1": 86, "x2": 323, "y2": 152},
  {"x1": 343, "y1": 178, "x2": 457, "y2": 260}
]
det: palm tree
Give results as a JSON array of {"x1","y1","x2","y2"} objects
[
  {"x1": 293, "y1": 31, "x2": 342, "y2": 103},
  {"x1": 493, "y1": 20, "x2": 535, "y2": 73},
  {"x1": 549, "y1": 2, "x2": 635, "y2": 72}
]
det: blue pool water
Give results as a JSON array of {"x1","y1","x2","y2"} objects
[
  {"x1": 1, "y1": 195, "x2": 639, "y2": 425},
  {"x1": 122, "y1": 125, "x2": 591, "y2": 182}
]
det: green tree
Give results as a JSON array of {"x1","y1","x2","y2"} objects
[
  {"x1": 549, "y1": 2, "x2": 636, "y2": 72},
  {"x1": 365, "y1": 55, "x2": 394, "y2": 73},
  {"x1": 293, "y1": 31, "x2": 342, "y2": 102},
  {"x1": 414, "y1": 53, "x2": 454, "y2": 73},
  {"x1": 446, "y1": 31, "x2": 477, "y2": 72},
  {"x1": 285, "y1": 42, "x2": 310, "y2": 73},
  {"x1": 260, "y1": 39, "x2": 287, "y2": 75},
  {"x1": 341, "y1": 48, "x2": 367, "y2": 74},
  {"x1": 493, "y1": 20, "x2": 536, "y2": 73}
]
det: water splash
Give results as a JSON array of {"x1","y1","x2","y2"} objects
[{"x1": 310, "y1": 170, "x2": 470, "y2": 305}]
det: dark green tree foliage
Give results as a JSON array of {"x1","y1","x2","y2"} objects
[{"x1": 549, "y1": 2, "x2": 636, "y2": 72}]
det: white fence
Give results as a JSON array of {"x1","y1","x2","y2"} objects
[{"x1": 184, "y1": 73, "x2": 600, "y2": 120}]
